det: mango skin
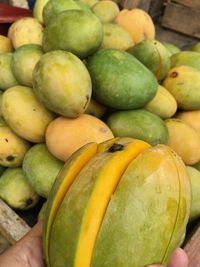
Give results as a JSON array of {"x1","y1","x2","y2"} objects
[
  {"x1": 0, "y1": 35, "x2": 13, "y2": 53},
  {"x1": 100, "y1": 23, "x2": 134, "y2": 51},
  {"x1": 33, "y1": 0, "x2": 49, "y2": 23},
  {"x1": 162, "y1": 42, "x2": 180, "y2": 56},
  {"x1": 0, "y1": 166, "x2": 5, "y2": 176},
  {"x1": 128, "y1": 39, "x2": 171, "y2": 81},
  {"x1": 165, "y1": 119, "x2": 200, "y2": 165},
  {"x1": 0, "y1": 168, "x2": 39, "y2": 210},
  {"x1": 175, "y1": 110, "x2": 200, "y2": 137},
  {"x1": 145, "y1": 85, "x2": 177, "y2": 119},
  {"x1": 163, "y1": 66, "x2": 200, "y2": 110},
  {"x1": 186, "y1": 166, "x2": 200, "y2": 222},
  {"x1": 43, "y1": 10, "x2": 103, "y2": 59},
  {"x1": 92, "y1": 0, "x2": 119, "y2": 23},
  {"x1": 0, "y1": 53, "x2": 19, "y2": 91},
  {"x1": 191, "y1": 42, "x2": 200, "y2": 53},
  {"x1": 8, "y1": 17, "x2": 44, "y2": 49},
  {"x1": 106, "y1": 109, "x2": 168, "y2": 145},
  {"x1": 1, "y1": 86, "x2": 55, "y2": 143},
  {"x1": 32, "y1": 50, "x2": 92, "y2": 117},
  {"x1": 0, "y1": 123, "x2": 30, "y2": 167},
  {"x1": 87, "y1": 48, "x2": 158, "y2": 110},
  {"x1": 23, "y1": 144, "x2": 64, "y2": 198},
  {"x1": 12, "y1": 44, "x2": 43, "y2": 87},
  {"x1": 47, "y1": 140, "x2": 191, "y2": 267},
  {"x1": 43, "y1": 0, "x2": 81, "y2": 25},
  {"x1": 170, "y1": 51, "x2": 200, "y2": 71}
]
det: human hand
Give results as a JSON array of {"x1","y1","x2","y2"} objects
[
  {"x1": 148, "y1": 247, "x2": 188, "y2": 267},
  {"x1": 0, "y1": 220, "x2": 44, "y2": 267},
  {"x1": 0, "y1": 220, "x2": 188, "y2": 267}
]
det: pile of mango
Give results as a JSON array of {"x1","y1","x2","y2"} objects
[{"x1": 1, "y1": 0, "x2": 200, "y2": 265}]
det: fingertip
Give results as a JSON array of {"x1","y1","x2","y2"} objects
[{"x1": 168, "y1": 248, "x2": 188, "y2": 267}]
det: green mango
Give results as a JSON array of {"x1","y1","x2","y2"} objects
[
  {"x1": 106, "y1": 109, "x2": 168, "y2": 146},
  {"x1": 170, "y1": 51, "x2": 200, "y2": 71},
  {"x1": 191, "y1": 42, "x2": 200, "y2": 53},
  {"x1": 87, "y1": 48, "x2": 158, "y2": 110},
  {"x1": 127, "y1": 39, "x2": 171, "y2": 81},
  {"x1": 0, "y1": 168, "x2": 39, "y2": 210},
  {"x1": 92, "y1": 0, "x2": 119, "y2": 23},
  {"x1": 162, "y1": 42, "x2": 180, "y2": 56}
]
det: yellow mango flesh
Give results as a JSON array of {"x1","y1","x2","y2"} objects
[{"x1": 48, "y1": 138, "x2": 150, "y2": 267}]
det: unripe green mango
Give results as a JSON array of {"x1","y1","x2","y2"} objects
[
  {"x1": 127, "y1": 39, "x2": 171, "y2": 81},
  {"x1": 0, "y1": 53, "x2": 19, "y2": 91},
  {"x1": 87, "y1": 48, "x2": 158, "y2": 110},
  {"x1": 163, "y1": 65, "x2": 200, "y2": 110},
  {"x1": 92, "y1": 0, "x2": 119, "y2": 23},
  {"x1": 170, "y1": 51, "x2": 200, "y2": 71},
  {"x1": 44, "y1": 137, "x2": 191, "y2": 267},
  {"x1": 23, "y1": 144, "x2": 64, "y2": 198},
  {"x1": 32, "y1": 50, "x2": 92, "y2": 117},
  {"x1": 186, "y1": 166, "x2": 200, "y2": 222},
  {"x1": 12, "y1": 44, "x2": 43, "y2": 87},
  {"x1": 106, "y1": 109, "x2": 168, "y2": 145},
  {"x1": 43, "y1": 10, "x2": 103, "y2": 58},
  {"x1": 33, "y1": 0, "x2": 49, "y2": 23},
  {"x1": 0, "y1": 168, "x2": 40, "y2": 210},
  {"x1": 43, "y1": 0, "x2": 82, "y2": 25}
]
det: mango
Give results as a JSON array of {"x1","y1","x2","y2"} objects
[
  {"x1": 0, "y1": 35, "x2": 13, "y2": 53},
  {"x1": 8, "y1": 17, "x2": 44, "y2": 49},
  {"x1": 85, "y1": 98, "x2": 107, "y2": 118},
  {"x1": 38, "y1": 201, "x2": 47, "y2": 221},
  {"x1": 12, "y1": 44, "x2": 43, "y2": 87},
  {"x1": 170, "y1": 51, "x2": 200, "y2": 71},
  {"x1": 100, "y1": 23, "x2": 134, "y2": 51},
  {"x1": 0, "y1": 123, "x2": 30, "y2": 167},
  {"x1": 43, "y1": 0, "x2": 82, "y2": 25},
  {"x1": 42, "y1": 10, "x2": 103, "y2": 58},
  {"x1": 23, "y1": 144, "x2": 63, "y2": 198},
  {"x1": 44, "y1": 137, "x2": 191, "y2": 267},
  {"x1": 128, "y1": 39, "x2": 171, "y2": 81},
  {"x1": 191, "y1": 42, "x2": 200, "y2": 53},
  {"x1": 192, "y1": 161, "x2": 200, "y2": 171},
  {"x1": 186, "y1": 166, "x2": 200, "y2": 222},
  {"x1": 165, "y1": 119, "x2": 200, "y2": 165},
  {"x1": 87, "y1": 48, "x2": 158, "y2": 110},
  {"x1": 162, "y1": 42, "x2": 180, "y2": 56},
  {"x1": 0, "y1": 90, "x2": 3, "y2": 116},
  {"x1": 33, "y1": 0, "x2": 49, "y2": 23},
  {"x1": 163, "y1": 65, "x2": 200, "y2": 110},
  {"x1": 32, "y1": 50, "x2": 92, "y2": 117},
  {"x1": 79, "y1": 0, "x2": 98, "y2": 7},
  {"x1": 145, "y1": 85, "x2": 177, "y2": 119},
  {"x1": 1, "y1": 86, "x2": 55, "y2": 143},
  {"x1": 175, "y1": 110, "x2": 200, "y2": 136},
  {"x1": 46, "y1": 114, "x2": 114, "y2": 161},
  {"x1": 92, "y1": 0, "x2": 119, "y2": 22},
  {"x1": 115, "y1": 8, "x2": 155, "y2": 44},
  {"x1": 106, "y1": 109, "x2": 168, "y2": 145},
  {"x1": 0, "y1": 168, "x2": 39, "y2": 210},
  {"x1": 0, "y1": 53, "x2": 19, "y2": 91}
]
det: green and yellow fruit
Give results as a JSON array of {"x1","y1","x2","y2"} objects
[
  {"x1": 43, "y1": 137, "x2": 191, "y2": 267},
  {"x1": 32, "y1": 50, "x2": 92, "y2": 117},
  {"x1": 170, "y1": 51, "x2": 200, "y2": 71},
  {"x1": 175, "y1": 110, "x2": 200, "y2": 136},
  {"x1": 191, "y1": 42, "x2": 200, "y2": 53},
  {"x1": 0, "y1": 123, "x2": 30, "y2": 167},
  {"x1": 0, "y1": 168, "x2": 39, "y2": 210},
  {"x1": 92, "y1": 0, "x2": 119, "y2": 22},
  {"x1": 162, "y1": 42, "x2": 180, "y2": 56},
  {"x1": 23, "y1": 144, "x2": 63, "y2": 198},
  {"x1": 85, "y1": 98, "x2": 107, "y2": 118},
  {"x1": 87, "y1": 48, "x2": 158, "y2": 109},
  {"x1": 12, "y1": 44, "x2": 43, "y2": 87},
  {"x1": 42, "y1": 10, "x2": 103, "y2": 58},
  {"x1": 145, "y1": 85, "x2": 177, "y2": 119},
  {"x1": 163, "y1": 65, "x2": 200, "y2": 110},
  {"x1": 128, "y1": 39, "x2": 171, "y2": 81},
  {"x1": 1, "y1": 86, "x2": 54, "y2": 143},
  {"x1": 0, "y1": 35, "x2": 13, "y2": 53},
  {"x1": 106, "y1": 109, "x2": 168, "y2": 145},
  {"x1": 100, "y1": 23, "x2": 134, "y2": 51},
  {"x1": 0, "y1": 53, "x2": 19, "y2": 91},
  {"x1": 165, "y1": 119, "x2": 200, "y2": 165}
]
